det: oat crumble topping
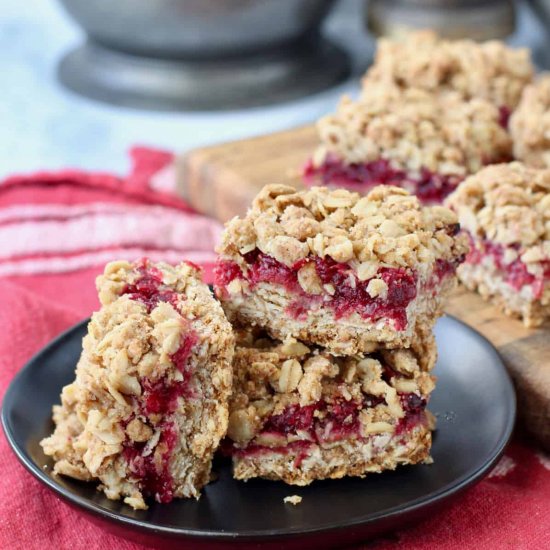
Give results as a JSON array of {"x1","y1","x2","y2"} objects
[
  {"x1": 313, "y1": 86, "x2": 512, "y2": 178},
  {"x1": 445, "y1": 163, "x2": 550, "y2": 254},
  {"x1": 510, "y1": 75, "x2": 550, "y2": 169},
  {"x1": 363, "y1": 30, "x2": 534, "y2": 110},
  {"x1": 217, "y1": 184, "x2": 467, "y2": 276}
]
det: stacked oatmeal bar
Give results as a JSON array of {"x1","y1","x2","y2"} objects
[
  {"x1": 215, "y1": 184, "x2": 467, "y2": 483},
  {"x1": 304, "y1": 31, "x2": 534, "y2": 203},
  {"x1": 41, "y1": 260, "x2": 234, "y2": 509}
]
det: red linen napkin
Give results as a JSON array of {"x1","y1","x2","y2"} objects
[{"x1": 0, "y1": 150, "x2": 548, "y2": 550}]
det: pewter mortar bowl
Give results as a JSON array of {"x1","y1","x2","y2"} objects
[{"x1": 57, "y1": 0, "x2": 337, "y2": 58}]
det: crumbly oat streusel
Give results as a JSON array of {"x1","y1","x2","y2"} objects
[
  {"x1": 445, "y1": 163, "x2": 550, "y2": 251},
  {"x1": 314, "y1": 86, "x2": 512, "y2": 178},
  {"x1": 227, "y1": 329, "x2": 435, "y2": 485},
  {"x1": 218, "y1": 184, "x2": 467, "y2": 275},
  {"x1": 363, "y1": 30, "x2": 534, "y2": 110},
  {"x1": 41, "y1": 259, "x2": 234, "y2": 509},
  {"x1": 510, "y1": 75, "x2": 550, "y2": 168}
]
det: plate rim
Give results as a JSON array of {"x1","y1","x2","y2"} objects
[{"x1": 1, "y1": 315, "x2": 516, "y2": 541}]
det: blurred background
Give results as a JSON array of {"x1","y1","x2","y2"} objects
[{"x1": 1, "y1": 0, "x2": 550, "y2": 178}]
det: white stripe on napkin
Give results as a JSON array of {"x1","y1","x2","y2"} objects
[
  {"x1": 0, "y1": 248, "x2": 217, "y2": 277},
  {"x1": 0, "y1": 202, "x2": 193, "y2": 224},
  {"x1": 0, "y1": 208, "x2": 222, "y2": 259}
]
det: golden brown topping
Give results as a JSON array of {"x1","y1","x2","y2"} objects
[
  {"x1": 363, "y1": 30, "x2": 533, "y2": 109},
  {"x1": 217, "y1": 184, "x2": 468, "y2": 277},
  {"x1": 314, "y1": 86, "x2": 511, "y2": 177},
  {"x1": 510, "y1": 75, "x2": 550, "y2": 169},
  {"x1": 445, "y1": 162, "x2": 550, "y2": 253}
]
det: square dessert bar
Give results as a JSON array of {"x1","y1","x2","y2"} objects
[
  {"x1": 510, "y1": 76, "x2": 550, "y2": 169},
  {"x1": 363, "y1": 30, "x2": 534, "y2": 113},
  {"x1": 215, "y1": 184, "x2": 468, "y2": 356},
  {"x1": 226, "y1": 330, "x2": 436, "y2": 485},
  {"x1": 41, "y1": 259, "x2": 234, "y2": 509},
  {"x1": 446, "y1": 163, "x2": 550, "y2": 327},
  {"x1": 304, "y1": 85, "x2": 512, "y2": 204}
]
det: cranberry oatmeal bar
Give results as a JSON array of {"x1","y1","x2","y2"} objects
[
  {"x1": 363, "y1": 30, "x2": 533, "y2": 115},
  {"x1": 303, "y1": 86, "x2": 511, "y2": 203},
  {"x1": 510, "y1": 75, "x2": 550, "y2": 169},
  {"x1": 214, "y1": 184, "x2": 468, "y2": 355},
  {"x1": 446, "y1": 163, "x2": 550, "y2": 327},
  {"x1": 41, "y1": 259, "x2": 234, "y2": 509},
  {"x1": 225, "y1": 330, "x2": 436, "y2": 484}
]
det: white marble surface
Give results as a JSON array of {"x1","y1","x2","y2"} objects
[{"x1": 0, "y1": 0, "x2": 547, "y2": 178}]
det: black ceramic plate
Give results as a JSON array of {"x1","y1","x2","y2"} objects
[{"x1": 2, "y1": 316, "x2": 515, "y2": 549}]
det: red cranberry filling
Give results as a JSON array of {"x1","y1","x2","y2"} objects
[
  {"x1": 123, "y1": 421, "x2": 178, "y2": 503},
  {"x1": 215, "y1": 251, "x2": 420, "y2": 330},
  {"x1": 430, "y1": 258, "x2": 463, "y2": 288},
  {"x1": 244, "y1": 250, "x2": 301, "y2": 292},
  {"x1": 140, "y1": 331, "x2": 198, "y2": 416},
  {"x1": 396, "y1": 393, "x2": 428, "y2": 435},
  {"x1": 465, "y1": 234, "x2": 550, "y2": 299},
  {"x1": 230, "y1": 391, "x2": 426, "y2": 458},
  {"x1": 263, "y1": 403, "x2": 318, "y2": 434},
  {"x1": 122, "y1": 258, "x2": 179, "y2": 312},
  {"x1": 498, "y1": 105, "x2": 511, "y2": 129},
  {"x1": 118, "y1": 259, "x2": 200, "y2": 504},
  {"x1": 262, "y1": 393, "x2": 391, "y2": 443},
  {"x1": 213, "y1": 260, "x2": 243, "y2": 288},
  {"x1": 303, "y1": 157, "x2": 463, "y2": 204},
  {"x1": 257, "y1": 398, "x2": 365, "y2": 446},
  {"x1": 315, "y1": 259, "x2": 417, "y2": 328}
]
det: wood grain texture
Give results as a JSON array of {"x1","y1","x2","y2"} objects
[
  {"x1": 446, "y1": 288, "x2": 550, "y2": 451},
  {"x1": 176, "y1": 125, "x2": 550, "y2": 451},
  {"x1": 176, "y1": 125, "x2": 317, "y2": 221}
]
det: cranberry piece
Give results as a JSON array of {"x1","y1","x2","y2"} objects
[
  {"x1": 122, "y1": 259, "x2": 179, "y2": 312},
  {"x1": 260, "y1": 398, "x2": 366, "y2": 443},
  {"x1": 498, "y1": 105, "x2": 511, "y2": 129},
  {"x1": 123, "y1": 421, "x2": 178, "y2": 503},
  {"x1": 140, "y1": 330, "x2": 198, "y2": 416},
  {"x1": 432, "y1": 259, "x2": 457, "y2": 282},
  {"x1": 321, "y1": 400, "x2": 363, "y2": 438},
  {"x1": 381, "y1": 268, "x2": 417, "y2": 307},
  {"x1": 325, "y1": 399, "x2": 361, "y2": 425},
  {"x1": 401, "y1": 393, "x2": 427, "y2": 415},
  {"x1": 395, "y1": 392, "x2": 427, "y2": 435},
  {"x1": 263, "y1": 404, "x2": 318, "y2": 434},
  {"x1": 364, "y1": 394, "x2": 386, "y2": 408},
  {"x1": 246, "y1": 253, "x2": 300, "y2": 291},
  {"x1": 213, "y1": 260, "x2": 243, "y2": 287},
  {"x1": 170, "y1": 331, "x2": 198, "y2": 389}
]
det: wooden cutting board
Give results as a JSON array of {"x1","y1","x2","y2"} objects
[
  {"x1": 175, "y1": 125, "x2": 316, "y2": 222},
  {"x1": 175, "y1": 125, "x2": 550, "y2": 451}
]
